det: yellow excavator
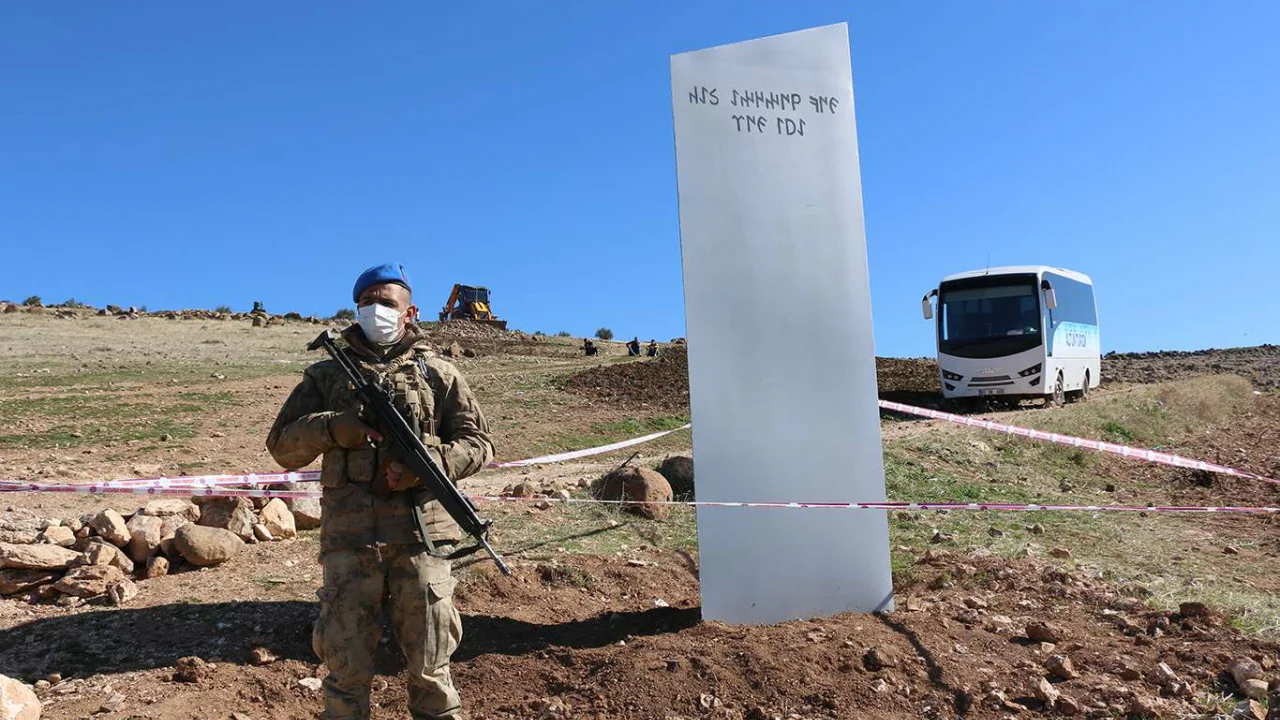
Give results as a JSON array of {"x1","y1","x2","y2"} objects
[{"x1": 438, "y1": 284, "x2": 507, "y2": 329}]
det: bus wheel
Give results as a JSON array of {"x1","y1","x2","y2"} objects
[
  {"x1": 1078, "y1": 371, "x2": 1090, "y2": 402},
  {"x1": 1048, "y1": 373, "x2": 1066, "y2": 408}
]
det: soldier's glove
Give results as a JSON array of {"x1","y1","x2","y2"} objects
[
  {"x1": 382, "y1": 448, "x2": 447, "y2": 492},
  {"x1": 327, "y1": 411, "x2": 383, "y2": 449},
  {"x1": 383, "y1": 460, "x2": 420, "y2": 491}
]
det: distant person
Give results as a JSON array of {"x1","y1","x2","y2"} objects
[
  {"x1": 583, "y1": 338, "x2": 598, "y2": 356},
  {"x1": 646, "y1": 340, "x2": 658, "y2": 357},
  {"x1": 266, "y1": 262, "x2": 493, "y2": 720},
  {"x1": 252, "y1": 300, "x2": 265, "y2": 314},
  {"x1": 626, "y1": 337, "x2": 641, "y2": 356}
]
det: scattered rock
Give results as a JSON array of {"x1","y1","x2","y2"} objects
[
  {"x1": 1240, "y1": 678, "x2": 1269, "y2": 700},
  {"x1": 1231, "y1": 657, "x2": 1264, "y2": 688},
  {"x1": 1029, "y1": 523, "x2": 1045, "y2": 535},
  {"x1": 1025, "y1": 621, "x2": 1066, "y2": 643},
  {"x1": 0, "y1": 673, "x2": 40, "y2": 720},
  {"x1": 145, "y1": 555, "x2": 170, "y2": 579},
  {"x1": 98, "y1": 691, "x2": 126, "y2": 713},
  {"x1": 175, "y1": 525, "x2": 244, "y2": 566},
  {"x1": 1057, "y1": 695, "x2": 1082, "y2": 716},
  {"x1": 1232, "y1": 700, "x2": 1266, "y2": 720},
  {"x1": 81, "y1": 540, "x2": 135, "y2": 574},
  {"x1": 298, "y1": 677, "x2": 322, "y2": 692},
  {"x1": 0, "y1": 569, "x2": 58, "y2": 595},
  {"x1": 158, "y1": 515, "x2": 191, "y2": 555},
  {"x1": 0, "y1": 541, "x2": 81, "y2": 570},
  {"x1": 1049, "y1": 547, "x2": 1073, "y2": 559},
  {"x1": 591, "y1": 466, "x2": 673, "y2": 520},
  {"x1": 37, "y1": 526, "x2": 76, "y2": 547},
  {"x1": 1150, "y1": 662, "x2": 1180, "y2": 688},
  {"x1": 531, "y1": 697, "x2": 570, "y2": 715},
  {"x1": 53, "y1": 563, "x2": 127, "y2": 597},
  {"x1": 1045, "y1": 655, "x2": 1079, "y2": 680},
  {"x1": 554, "y1": 489, "x2": 572, "y2": 502},
  {"x1": 260, "y1": 499, "x2": 296, "y2": 539},
  {"x1": 107, "y1": 578, "x2": 138, "y2": 606},
  {"x1": 252, "y1": 524, "x2": 274, "y2": 542},
  {"x1": 1114, "y1": 663, "x2": 1142, "y2": 681},
  {"x1": 285, "y1": 497, "x2": 322, "y2": 530},
  {"x1": 505, "y1": 482, "x2": 538, "y2": 498},
  {"x1": 173, "y1": 656, "x2": 210, "y2": 683},
  {"x1": 862, "y1": 647, "x2": 897, "y2": 672},
  {"x1": 533, "y1": 499, "x2": 552, "y2": 511},
  {"x1": 140, "y1": 499, "x2": 200, "y2": 522},
  {"x1": 1127, "y1": 694, "x2": 1162, "y2": 718},
  {"x1": 197, "y1": 498, "x2": 257, "y2": 540},
  {"x1": 249, "y1": 647, "x2": 277, "y2": 666},
  {"x1": 1034, "y1": 676, "x2": 1060, "y2": 706},
  {"x1": 126, "y1": 514, "x2": 164, "y2": 563},
  {"x1": 655, "y1": 455, "x2": 694, "y2": 498},
  {"x1": 88, "y1": 509, "x2": 131, "y2": 547}
]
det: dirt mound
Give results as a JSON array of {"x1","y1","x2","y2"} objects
[
  {"x1": 559, "y1": 347, "x2": 692, "y2": 411},
  {"x1": 874, "y1": 357, "x2": 939, "y2": 394},
  {"x1": 1103, "y1": 345, "x2": 1280, "y2": 390},
  {"x1": 12, "y1": 552, "x2": 1276, "y2": 720},
  {"x1": 562, "y1": 350, "x2": 944, "y2": 411}
]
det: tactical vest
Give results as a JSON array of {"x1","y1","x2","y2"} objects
[{"x1": 320, "y1": 348, "x2": 441, "y2": 489}]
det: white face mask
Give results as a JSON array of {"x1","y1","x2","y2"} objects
[{"x1": 356, "y1": 303, "x2": 404, "y2": 345}]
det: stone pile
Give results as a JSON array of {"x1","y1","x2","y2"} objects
[{"x1": 0, "y1": 495, "x2": 321, "y2": 606}]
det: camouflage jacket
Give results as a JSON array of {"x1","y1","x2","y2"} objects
[{"x1": 266, "y1": 324, "x2": 494, "y2": 552}]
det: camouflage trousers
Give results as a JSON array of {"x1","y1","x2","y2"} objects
[{"x1": 314, "y1": 544, "x2": 463, "y2": 719}]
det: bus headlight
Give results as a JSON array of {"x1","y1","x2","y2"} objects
[
  {"x1": 941, "y1": 370, "x2": 963, "y2": 381},
  {"x1": 1018, "y1": 364, "x2": 1042, "y2": 378}
]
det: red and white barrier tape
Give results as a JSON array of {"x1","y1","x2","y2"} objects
[
  {"x1": 0, "y1": 424, "x2": 690, "y2": 493},
  {"x1": 2, "y1": 480, "x2": 1274, "y2": 515},
  {"x1": 488, "y1": 424, "x2": 690, "y2": 468},
  {"x1": 877, "y1": 400, "x2": 1280, "y2": 486},
  {"x1": 2, "y1": 401, "x2": 1276, "y2": 516}
]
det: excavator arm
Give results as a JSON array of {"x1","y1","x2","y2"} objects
[{"x1": 439, "y1": 284, "x2": 462, "y2": 323}]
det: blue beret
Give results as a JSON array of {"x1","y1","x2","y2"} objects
[{"x1": 353, "y1": 263, "x2": 412, "y2": 303}]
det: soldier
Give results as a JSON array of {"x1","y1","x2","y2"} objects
[
  {"x1": 266, "y1": 262, "x2": 494, "y2": 720},
  {"x1": 583, "y1": 338, "x2": 598, "y2": 356},
  {"x1": 626, "y1": 337, "x2": 641, "y2": 356},
  {"x1": 646, "y1": 340, "x2": 658, "y2": 357}
]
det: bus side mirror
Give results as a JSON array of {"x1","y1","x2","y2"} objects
[
  {"x1": 1043, "y1": 287, "x2": 1058, "y2": 310},
  {"x1": 922, "y1": 291, "x2": 936, "y2": 320}
]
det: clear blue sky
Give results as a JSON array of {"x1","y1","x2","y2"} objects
[{"x1": 2, "y1": 2, "x2": 1276, "y2": 356}]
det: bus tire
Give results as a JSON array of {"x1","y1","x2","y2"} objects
[
  {"x1": 1078, "y1": 371, "x2": 1090, "y2": 402},
  {"x1": 1049, "y1": 373, "x2": 1066, "y2": 408}
]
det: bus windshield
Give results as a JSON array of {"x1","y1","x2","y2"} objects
[{"x1": 938, "y1": 275, "x2": 1041, "y2": 358}]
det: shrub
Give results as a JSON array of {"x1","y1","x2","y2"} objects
[
  {"x1": 61, "y1": 298, "x2": 88, "y2": 308},
  {"x1": 595, "y1": 328, "x2": 614, "y2": 341},
  {"x1": 556, "y1": 331, "x2": 572, "y2": 337},
  {"x1": 22, "y1": 296, "x2": 41, "y2": 307},
  {"x1": 214, "y1": 305, "x2": 232, "y2": 314},
  {"x1": 332, "y1": 308, "x2": 356, "y2": 321}
]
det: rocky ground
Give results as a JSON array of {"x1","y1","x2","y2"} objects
[{"x1": 1, "y1": 307, "x2": 1278, "y2": 719}]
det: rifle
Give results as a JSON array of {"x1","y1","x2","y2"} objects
[{"x1": 307, "y1": 329, "x2": 511, "y2": 576}]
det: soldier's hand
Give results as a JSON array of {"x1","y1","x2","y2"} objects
[
  {"x1": 328, "y1": 411, "x2": 383, "y2": 449},
  {"x1": 384, "y1": 460, "x2": 421, "y2": 491}
]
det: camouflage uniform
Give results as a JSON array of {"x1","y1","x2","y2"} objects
[{"x1": 267, "y1": 324, "x2": 493, "y2": 720}]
